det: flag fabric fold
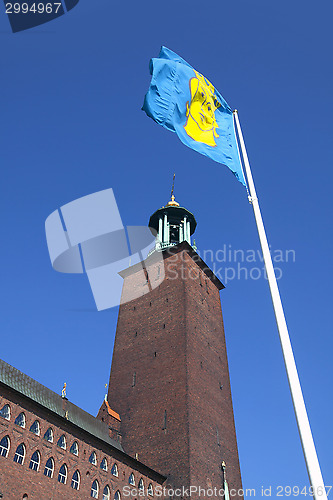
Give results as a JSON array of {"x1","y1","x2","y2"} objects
[{"x1": 142, "y1": 46, "x2": 246, "y2": 186}]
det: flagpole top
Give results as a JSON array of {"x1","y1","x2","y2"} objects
[{"x1": 233, "y1": 109, "x2": 238, "y2": 114}]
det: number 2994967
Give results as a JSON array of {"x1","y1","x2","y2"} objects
[{"x1": 6, "y1": 3, "x2": 62, "y2": 14}]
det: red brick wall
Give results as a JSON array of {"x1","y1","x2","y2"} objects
[
  {"x1": 107, "y1": 246, "x2": 243, "y2": 499},
  {"x1": 0, "y1": 387, "x2": 164, "y2": 500},
  {"x1": 183, "y1": 251, "x2": 243, "y2": 499},
  {"x1": 109, "y1": 250, "x2": 191, "y2": 489}
]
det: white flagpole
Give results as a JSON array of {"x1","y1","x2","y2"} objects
[{"x1": 233, "y1": 110, "x2": 327, "y2": 500}]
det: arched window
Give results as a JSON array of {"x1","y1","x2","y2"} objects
[
  {"x1": 43, "y1": 428, "x2": 53, "y2": 443},
  {"x1": 29, "y1": 451, "x2": 40, "y2": 471},
  {"x1": 147, "y1": 483, "x2": 154, "y2": 496},
  {"x1": 13, "y1": 443, "x2": 25, "y2": 464},
  {"x1": 57, "y1": 435, "x2": 66, "y2": 450},
  {"x1": 100, "y1": 457, "x2": 108, "y2": 471},
  {"x1": 58, "y1": 464, "x2": 67, "y2": 484},
  {"x1": 0, "y1": 404, "x2": 10, "y2": 420},
  {"x1": 14, "y1": 412, "x2": 26, "y2": 428},
  {"x1": 0, "y1": 435, "x2": 10, "y2": 458},
  {"x1": 111, "y1": 463, "x2": 118, "y2": 477},
  {"x1": 114, "y1": 490, "x2": 121, "y2": 500},
  {"x1": 71, "y1": 470, "x2": 80, "y2": 490},
  {"x1": 29, "y1": 420, "x2": 40, "y2": 436},
  {"x1": 91, "y1": 480, "x2": 99, "y2": 498},
  {"x1": 70, "y1": 441, "x2": 79, "y2": 456},
  {"x1": 103, "y1": 486, "x2": 111, "y2": 500},
  {"x1": 138, "y1": 479, "x2": 144, "y2": 493},
  {"x1": 44, "y1": 457, "x2": 54, "y2": 478},
  {"x1": 89, "y1": 451, "x2": 97, "y2": 465},
  {"x1": 129, "y1": 473, "x2": 135, "y2": 485}
]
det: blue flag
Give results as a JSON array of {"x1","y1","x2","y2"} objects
[{"x1": 142, "y1": 47, "x2": 246, "y2": 186}]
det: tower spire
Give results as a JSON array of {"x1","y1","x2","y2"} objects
[
  {"x1": 171, "y1": 173, "x2": 175, "y2": 198},
  {"x1": 167, "y1": 173, "x2": 179, "y2": 207}
]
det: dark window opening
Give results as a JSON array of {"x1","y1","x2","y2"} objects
[
  {"x1": 44, "y1": 458, "x2": 54, "y2": 478},
  {"x1": 170, "y1": 225, "x2": 179, "y2": 244},
  {"x1": 14, "y1": 443, "x2": 25, "y2": 464},
  {"x1": 58, "y1": 464, "x2": 67, "y2": 484},
  {"x1": 29, "y1": 451, "x2": 40, "y2": 471},
  {"x1": 0, "y1": 436, "x2": 10, "y2": 458},
  {"x1": 14, "y1": 412, "x2": 25, "y2": 428}
]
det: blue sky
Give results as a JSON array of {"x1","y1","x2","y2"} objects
[{"x1": 0, "y1": 0, "x2": 332, "y2": 497}]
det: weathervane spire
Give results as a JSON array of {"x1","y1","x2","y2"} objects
[
  {"x1": 167, "y1": 173, "x2": 179, "y2": 207},
  {"x1": 171, "y1": 173, "x2": 175, "y2": 198}
]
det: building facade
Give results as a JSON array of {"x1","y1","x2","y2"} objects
[
  {"x1": 0, "y1": 197, "x2": 243, "y2": 500},
  {"x1": 0, "y1": 361, "x2": 165, "y2": 499}
]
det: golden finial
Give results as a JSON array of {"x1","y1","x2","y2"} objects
[
  {"x1": 61, "y1": 382, "x2": 67, "y2": 398},
  {"x1": 167, "y1": 194, "x2": 180, "y2": 207},
  {"x1": 166, "y1": 173, "x2": 180, "y2": 207}
]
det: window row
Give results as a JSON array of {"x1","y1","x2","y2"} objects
[
  {"x1": 1, "y1": 406, "x2": 110, "y2": 467},
  {"x1": 88, "y1": 451, "x2": 118, "y2": 475},
  {"x1": 10, "y1": 431, "x2": 115, "y2": 475},
  {"x1": 91, "y1": 481, "x2": 121, "y2": 500},
  {"x1": 0, "y1": 439, "x2": 77, "y2": 484},
  {"x1": 0, "y1": 406, "x2": 121, "y2": 475},
  {"x1": 0, "y1": 436, "x2": 153, "y2": 495},
  {"x1": 0, "y1": 437, "x2": 120, "y2": 498},
  {"x1": 0, "y1": 405, "x2": 79, "y2": 450}
]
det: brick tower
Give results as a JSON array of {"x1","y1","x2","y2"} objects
[{"x1": 107, "y1": 195, "x2": 243, "y2": 499}]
